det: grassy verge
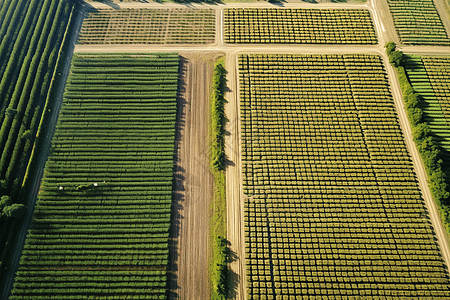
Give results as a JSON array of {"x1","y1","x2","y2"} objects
[
  {"x1": 210, "y1": 58, "x2": 229, "y2": 300},
  {"x1": 386, "y1": 42, "x2": 450, "y2": 232}
]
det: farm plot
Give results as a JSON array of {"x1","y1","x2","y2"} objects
[
  {"x1": 387, "y1": 0, "x2": 450, "y2": 45},
  {"x1": 239, "y1": 53, "x2": 450, "y2": 299},
  {"x1": 0, "y1": 0, "x2": 75, "y2": 282},
  {"x1": 78, "y1": 8, "x2": 215, "y2": 44},
  {"x1": 224, "y1": 8, "x2": 377, "y2": 44},
  {"x1": 403, "y1": 56, "x2": 450, "y2": 166},
  {"x1": 9, "y1": 53, "x2": 179, "y2": 300}
]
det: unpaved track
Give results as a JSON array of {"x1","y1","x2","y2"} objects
[
  {"x1": 224, "y1": 50, "x2": 246, "y2": 300},
  {"x1": 170, "y1": 52, "x2": 222, "y2": 300}
]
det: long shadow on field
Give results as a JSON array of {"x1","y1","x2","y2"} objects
[
  {"x1": 96, "y1": 0, "x2": 120, "y2": 9},
  {"x1": 168, "y1": 55, "x2": 188, "y2": 300},
  {"x1": 173, "y1": 0, "x2": 224, "y2": 6},
  {"x1": 228, "y1": 248, "x2": 239, "y2": 299}
]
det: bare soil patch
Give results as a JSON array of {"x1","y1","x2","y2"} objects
[{"x1": 169, "y1": 51, "x2": 223, "y2": 300}]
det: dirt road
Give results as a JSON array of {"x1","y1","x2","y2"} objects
[
  {"x1": 224, "y1": 50, "x2": 246, "y2": 300},
  {"x1": 169, "y1": 52, "x2": 222, "y2": 300}
]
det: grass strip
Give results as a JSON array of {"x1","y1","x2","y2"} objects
[{"x1": 209, "y1": 58, "x2": 228, "y2": 300}]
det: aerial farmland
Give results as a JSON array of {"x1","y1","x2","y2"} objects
[{"x1": 1, "y1": 0, "x2": 450, "y2": 299}]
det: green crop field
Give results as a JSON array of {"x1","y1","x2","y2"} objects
[
  {"x1": 224, "y1": 8, "x2": 377, "y2": 44},
  {"x1": 239, "y1": 53, "x2": 450, "y2": 299},
  {"x1": 9, "y1": 53, "x2": 179, "y2": 300},
  {"x1": 0, "y1": 0, "x2": 76, "y2": 282},
  {"x1": 387, "y1": 0, "x2": 450, "y2": 45},
  {"x1": 78, "y1": 8, "x2": 215, "y2": 45},
  {"x1": 403, "y1": 55, "x2": 450, "y2": 167}
]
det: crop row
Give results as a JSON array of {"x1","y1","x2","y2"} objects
[
  {"x1": 387, "y1": 0, "x2": 450, "y2": 45},
  {"x1": 224, "y1": 8, "x2": 377, "y2": 44},
  {"x1": 239, "y1": 53, "x2": 450, "y2": 298},
  {"x1": 0, "y1": 0, "x2": 77, "y2": 283},
  {"x1": 78, "y1": 8, "x2": 215, "y2": 45},
  {"x1": 404, "y1": 56, "x2": 450, "y2": 149},
  {"x1": 10, "y1": 53, "x2": 179, "y2": 299}
]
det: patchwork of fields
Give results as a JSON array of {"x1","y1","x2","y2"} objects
[
  {"x1": 239, "y1": 53, "x2": 450, "y2": 298},
  {"x1": 9, "y1": 53, "x2": 179, "y2": 299},
  {"x1": 78, "y1": 8, "x2": 215, "y2": 44},
  {"x1": 2, "y1": 1, "x2": 450, "y2": 299},
  {"x1": 224, "y1": 8, "x2": 377, "y2": 44}
]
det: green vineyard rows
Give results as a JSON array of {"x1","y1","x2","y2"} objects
[
  {"x1": 0, "y1": 0, "x2": 76, "y2": 283},
  {"x1": 239, "y1": 53, "x2": 450, "y2": 299},
  {"x1": 78, "y1": 8, "x2": 215, "y2": 45},
  {"x1": 224, "y1": 8, "x2": 377, "y2": 44},
  {"x1": 9, "y1": 53, "x2": 179, "y2": 300},
  {"x1": 387, "y1": 0, "x2": 450, "y2": 45},
  {"x1": 403, "y1": 54, "x2": 450, "y2": 227}
]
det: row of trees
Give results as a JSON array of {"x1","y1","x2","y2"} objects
[
  {"x1": 224, "y1": 8, "x2": 377, "y2": 44},
  {"x1": 209, "y1": 59, "x2": 229, "y2": 300},
  {"x1": 78, "y1": 8, "x2": 215, "y2": 45},
  {"x1": 0, "y1": 0, "x2": 78, "y2": 288},
  {"x1": 387, "y1": 44, "x2": 450, "y2": 236},
  {"x1": 387, "y1": 0, "x2": 450, "y2": 45}
]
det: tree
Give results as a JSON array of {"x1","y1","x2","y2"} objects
[
  {"x1": 389, "y1": 51, "x2": 404, "y2": 67},
  {"x1": 0, "y1": 195, "x2": 12, "y2": 209},
  {"x1": 3, "y1": 203, "x2": 26, "y2": 220},
  {"x1": 385, "y1": 42, "x2": 396, "y2": 55}
]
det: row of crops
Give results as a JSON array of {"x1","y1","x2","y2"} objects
[
  {"x1": 402, "y1": 54, "x2": 450, "y2": 224},
  {"x1": 0, "y1": 0, "x2": 77, "y2": 285},
  {"x1": 78, "y1": 8, "x2": 215, "y2": 45},
  {"x1": 239, "y1": 53, "x2": 450, "y2": 298},
  {"x1": 224, "y1": 8, "x2": 377, "y2": 44},
  {"x1": 403, "y1": 56, "x2": 450, "y2": 155},
  {"x1": 9, "y1": 53, "x2": 179, "y2": 299},
  {"x1": 387, "y1": 0, "x2": 450, "y2": 45}
]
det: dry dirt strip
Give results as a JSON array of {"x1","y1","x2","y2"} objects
[{"x1": 169, "y1": 52, "x2": 223, "y2": 300}]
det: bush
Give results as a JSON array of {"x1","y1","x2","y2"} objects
[
  {"x1": 0, "y1": 195, "x2": 12, "y2": 209},
  {"x1": 3, "y1": 203, "x2": 26, "y2": 220}
]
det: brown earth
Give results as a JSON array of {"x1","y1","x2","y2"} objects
[{"x1": 169, "y1": 51, "x2": 224, "y2": 300}]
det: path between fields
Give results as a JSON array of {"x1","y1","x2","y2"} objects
[
  {"x1": 170, "y1": 52, "x2": 223, "y2": 300},
  {"x1": 69, "y1": 1, "x2": 450, "y2": 300}
]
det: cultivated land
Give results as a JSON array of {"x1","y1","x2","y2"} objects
[
  {"x1": 79, "y1": 8, "x2": 215, "y2": 45},
  {"x1": 224, "y1": 8, "x2": 377, "y2": 44},
  {"x1": 9, "y1": 53, "x2": 179, "y2": 299},
  {"x1": 386, "y1": 0, "x2": 450, "y2": 45},
  {"x1": 0, "y1": 0, "x2": 76, "y2": 291},
  {"x1": 3, "y1": 0, "x2": 450, "y2": 299},
  {"x1": 240, "y1": 53, "x2": 450, "y2": 298},
  {"x1": 403, "y1": 55, "x2": 450, "y2": 223}
]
